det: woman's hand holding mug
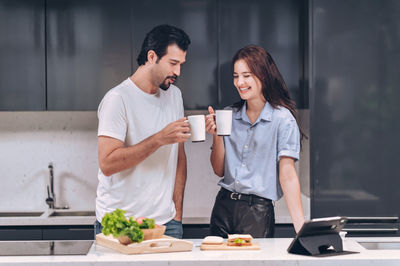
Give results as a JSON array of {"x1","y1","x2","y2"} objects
[{"x1": 205, "y1": 106, "x2": 217, "y2": 135}]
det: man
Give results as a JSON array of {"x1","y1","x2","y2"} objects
[{"x1": 95, "y1": 25, "x2": 191, "y2": 239}]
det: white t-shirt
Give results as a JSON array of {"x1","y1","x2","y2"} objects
[{"x1": 96, "y1": 78, "x2": 184, "y2": 225}]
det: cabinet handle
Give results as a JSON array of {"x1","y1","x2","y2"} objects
[{"x1": 343, "y1": 228, "x2": 398, "y2": 232}]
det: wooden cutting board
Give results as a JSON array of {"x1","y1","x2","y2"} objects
[
  {"x1": 200, "y1": 242, "x2": 260, "y2": 250},
  {"x1": 96, "y1": 233, "x2": 193, "y2": 255}
]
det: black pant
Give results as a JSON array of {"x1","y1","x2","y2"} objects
[{"x1": 210, "y1": 188, "x2": 275, "y2": 238}]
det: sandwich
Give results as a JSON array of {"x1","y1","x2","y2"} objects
[{"x1": 227, "y1": 234, "x2": 253, "y2": 246}]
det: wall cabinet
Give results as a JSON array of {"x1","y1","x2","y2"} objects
[
  {"x1": 0, "y1": 0, "x2": 306, "y2": 110},
  {"x1": 0, "y1": 0, "x2": 46, "y2": 111},
  {"x1": 131, "y1": 0, "x2": 219, "y2": 110},
  {"x1": 46, "y1": 0, "x2": 132, "y2": 110},
  {"x1": 218, "y1": 0, "x2": 302, "y2": 108}
]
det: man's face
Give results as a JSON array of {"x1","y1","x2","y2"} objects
[{"x1": 152, "y1": 44, "x2": 187, "y2": 90}]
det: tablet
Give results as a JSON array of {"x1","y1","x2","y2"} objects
[{"x1": 287, "y1": 216, "x2": 348, "y2": 255}]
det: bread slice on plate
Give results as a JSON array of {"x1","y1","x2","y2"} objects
[
  {"x1": 202, "y1": 236, "x2": 224, "y2": 245},
  {"x1": 227, "y1": 234, "x2": 253, "y2": 246}
]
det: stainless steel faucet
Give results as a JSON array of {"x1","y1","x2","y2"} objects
[{"x1": 46, "y1": 162, "x2": 69, "y2": 210}]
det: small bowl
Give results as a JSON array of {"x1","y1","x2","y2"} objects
[{"x1": 142, "y1": 225, "x2": 166, "y2": 240}]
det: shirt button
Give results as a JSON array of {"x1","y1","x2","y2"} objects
[
  {"x1": 244, "y1": 145, "x2": 248, "y2": 149},
  {"x1": 242, "y1": 163, "x2": 246, "y2": 167}
]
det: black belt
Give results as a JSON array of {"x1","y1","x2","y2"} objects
[{"x1": 220, "y1": 187, "x2": 271, "y2": 205}]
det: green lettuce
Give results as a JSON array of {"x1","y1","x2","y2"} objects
[
  {"x1": 101, "y1": 209, "x2": 144, "y2": 243},
  {"x1": 139, "y1": 218, "x2": 155, "y2": 229}
]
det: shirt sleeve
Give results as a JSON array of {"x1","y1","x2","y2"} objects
[
  {"x1": 97, "y1": 92, "x2": 127, "y2": 142},
  {"x1": 277, "y1": 116, "x2": 300, "y2": 161}
]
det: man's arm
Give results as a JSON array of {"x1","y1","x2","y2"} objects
[
  {"x1": 173, "y1": 143, "x2": 187, "y2": 221},
  {"x1": 98, "y1": 118, "x2": 189, "y2": 176}
]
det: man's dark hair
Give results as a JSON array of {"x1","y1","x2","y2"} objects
[{"x1": 137, "y1": 24, "x2": 191, "y2": 66}]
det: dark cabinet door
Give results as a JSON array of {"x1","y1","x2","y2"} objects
[
  {"x1": 43, "y1": 226, "x2": 94, "y2": 240},
  {"x1": 219, "y1": 0, "x2": 302, "y2": 108},
  {"x1": 310, "y1": 0, "x2": 400, "y2": 218},
  {"x1": 46, "y1": 0, "x2": 132, "y2": 110},
  {"x1": 0, "y1": 228, "x2": 42, "y2": 240},
  {"x1": 131, "y1": 0, "x2": 218, "y2": 109},
  {"x1": 0, "y1": 0, "x2": 45, "y2": 110}
]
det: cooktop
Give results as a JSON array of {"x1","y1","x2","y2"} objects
[{"x1": 0, "y1": 240, "x2": 93, "y2": 256}]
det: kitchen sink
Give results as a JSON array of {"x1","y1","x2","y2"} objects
[
  {"x1": 48, "y1": 211, "x2": 95, "y2": 217},
  {"x1": 358, "y1": 241, "x2": 400, "y2": 250},
  {"x1": 0, "y1": 212, "x2": 44, "y2": 217}
]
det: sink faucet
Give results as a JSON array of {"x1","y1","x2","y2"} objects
[{"x1": 46, "y1": 162, "x2": 69, "y2": 210}]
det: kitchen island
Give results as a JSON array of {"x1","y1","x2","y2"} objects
[{"x1": 0, "y1": 237, "x2": 399, "y2": 265}]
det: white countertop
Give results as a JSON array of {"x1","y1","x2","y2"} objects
[
  {"x1": 0, "y1": 237, "x2": 399, "y2": 265},
  {"x1": 0, "y1": 213, "x2": 293, "y2": 226},
  {"x1": 0, "y1": 210, "x2": 96, "y2": 226}
]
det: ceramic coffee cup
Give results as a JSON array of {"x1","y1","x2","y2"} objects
[
  {"x1": 187, "y1": 115, "x2": 206, "y2": 142},
  {"x1": 215, "y1": 110, "x2": 232, "y2": 136}
]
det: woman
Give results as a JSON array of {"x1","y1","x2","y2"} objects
[{"x1": 206, "y1": 45, "x2": 305, "y2": 237}]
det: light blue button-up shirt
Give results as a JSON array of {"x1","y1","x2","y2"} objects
[{"x1": 219, "y1": 102, "x2": 300, "y2": 201}]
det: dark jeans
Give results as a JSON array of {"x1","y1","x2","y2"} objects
[
  {"x1": 94, "y1": 218, "x2": 183, "y2": 239},
  {"x1": 210, "y1": 188, "x2": 275, "y2": 238}
]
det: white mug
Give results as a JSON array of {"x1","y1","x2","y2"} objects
[
  {"x1": 187, "y1": 115, "x2": 205, "y2": 142},
  {"x1": 215, "y1": 110, "x2": 232, "y2": 136}
]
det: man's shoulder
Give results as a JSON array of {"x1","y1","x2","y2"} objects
[{"x1": 103, "y1": 79, "x2": 132, "y2": 98}]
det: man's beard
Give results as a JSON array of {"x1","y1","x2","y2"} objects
[{"x1": 160, "y1": 75, "x2": 178, "y2": 91}]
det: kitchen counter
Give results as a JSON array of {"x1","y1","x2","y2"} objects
[
  {"x1": 0, "y1": 237, "x2": 399, "y2": 265},
  {"x1": 0, "y1": 210, "x2": 96, "y2": 226}
]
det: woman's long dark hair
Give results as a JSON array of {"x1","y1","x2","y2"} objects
[{"x1": 232, "y1": 45, "x2": 307, "y2": 141}]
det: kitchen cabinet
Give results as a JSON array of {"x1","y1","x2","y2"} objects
[
  {"x1": 310, "y1": 0, "x2": 400, "y2": 233},
  {"x1": 0, "y1": 0, "x2": 306, "y2": 110},
  {"x1": 131, "y1": 0, "x2": 218, "y2": 110},
  {"x1": 0, "y1": 227, "x2": 42, "y2": 241},
  {"x1": 46, "y1": 0, "x2": 132, "y2": 110},
  {"x1": 0, "y1": 225, "x2": 94, "y2": 241},
  {"x1": 0, "y1": 0, "x2": 46, "y2": 111},
  {"x1": 42, "y1": 225, "x2": 94, "y2": 240},
  {"x1": 218, "y1": 0, "x2": 303, "y2": 108}
]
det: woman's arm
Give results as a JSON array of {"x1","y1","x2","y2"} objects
[
  {"x1": 279, "y1": 156, "x2": 305, "y2": 233},
  {"x1": 206, "y1": 106, "x2": 225, "y2": 177},
  {"x1": 210, "y1": 135, "x2": 225, "y2": 177}
]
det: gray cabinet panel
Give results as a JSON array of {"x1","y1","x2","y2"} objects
[
  {"x1": 311, "y1": 0, "x2": 400, "y2": 217},
  {"x1": 131, "y1": 0, "x2": 218, "y2": 109},
  {"x1": 43, "y1": 227, "x2": 94, "y2": 240},
  {"x1": 46, "y1": 0, "x2": 132, "y2": 110},
  {"x1": 0, "y1": 228, "x2": 42, "y2": 240},
  {"x1": 0, "y1": 0, "x2": 45, "y2": 110},
  {"x1": 219, "y1": 0, "x2": 301, "y2": 108}
]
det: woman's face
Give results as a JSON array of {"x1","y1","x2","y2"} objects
[{"x1": 233, "y1": 59, "x2": 263, "y2": 102}]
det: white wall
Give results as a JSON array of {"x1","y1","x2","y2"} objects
[
  {"x1": 0, "y1": 112, "x2": 99, "y2": 211},
  {"x1": 0, "y1": 110, "x2": 309, "y2": 223}
]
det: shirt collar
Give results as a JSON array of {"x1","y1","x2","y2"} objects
[{"x1": 234, "y1": 101, "x2": 273, "y2": 123}]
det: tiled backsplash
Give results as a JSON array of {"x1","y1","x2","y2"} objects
[{"x1": 0, "y1": 110, "x2": 309, "y2": 223}]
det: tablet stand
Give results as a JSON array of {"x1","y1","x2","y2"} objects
[{"x1": 289, "y1": 233, "x2": 343, "y2": 256}]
